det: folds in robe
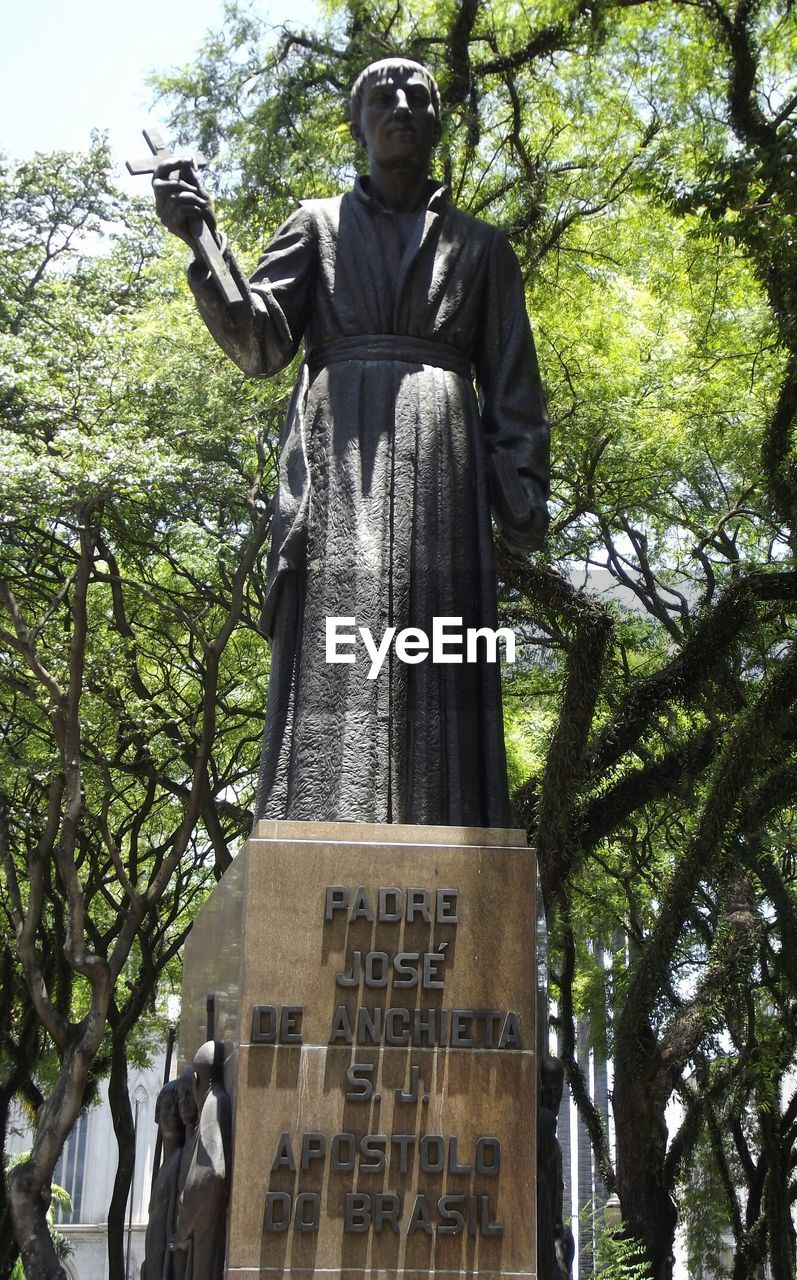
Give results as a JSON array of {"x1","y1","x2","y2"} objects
[{"x1": 190, "y1": 178, "x2": 550, "y2": 827}]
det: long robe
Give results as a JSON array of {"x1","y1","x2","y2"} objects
[
  {"x1": 190, "y1": 178, "x2": 549, "y2": 827},
  {"x1": 141, "y1": 1146, "x2": 181, "y2": 1280}
]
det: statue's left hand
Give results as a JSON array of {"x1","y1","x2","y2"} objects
[
  {"x1": 488, "y1": 454, "x2": 549, "y2": 553},
  {"x1": 502, "y1": 500, "x2": 550, "y2": 554}
]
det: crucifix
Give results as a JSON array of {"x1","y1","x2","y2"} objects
[{"x1": 126, "y1": 127, "x2": 244, "y2": 308}]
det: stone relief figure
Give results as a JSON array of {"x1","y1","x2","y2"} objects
[
  {"x1": 171, "y1": 1067, "x2": 199, "y2": 1280},
  {"x1": 154, "y1": 57, "x2": 550, "y2": 828},
  {"x1": 141, "y1": 1080, "x2": 185, "y2": 1280},
  {"x1": 537, "y1": 1056, "x2": 574, "y2": 1280},
  {"x1": 171, "y1": 1041, "x2": 232, "y2": 1280}
]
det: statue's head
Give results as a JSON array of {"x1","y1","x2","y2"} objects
[
  {"x1": 155, "y1": 1079, "x2": 185, "y2": 1144},
  {"x1": 350, "y1": 58, "x2": 442, "y2": 171},
  {"x1": 540, "y1": 1055, "x2": 565, "y2": 1116},
  {"x1": 177, "y1": 1065, "x2": 199, "y2": 1129},
  {"x1": 192, "y1": 1039, "x2": 225, "y2": 1110}
]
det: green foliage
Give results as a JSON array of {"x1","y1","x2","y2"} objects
[
  {"x1": 0, "y1": 138, "x2": 278, "y2": 1274},
  {"x1": 678, "y1": 1120, "x2": 735, "y2": 1280},
  {"x1": 2, "y1": 0, "x2": 797, "y2": 1276},
  {"x1": 594, "y1": 1220, "x2": 654, "y2": 1280}
]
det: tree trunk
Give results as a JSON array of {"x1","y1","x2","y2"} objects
[
  {"x1": 9, "y1": 1024, "x2": 106, "y2": 1280},
  {"x1": 0, "y1": 1090, "x2": 22, "y2": 1278},
  {"x1": 8, "y1": 1159, "x2": 67, "y2": 1280},
  {"x1": 613, "y1": 1061, "x2": 677, "y2": 1280},
  {"x1": 732, "y1": 1246, "x2": 767, "y2": 1280},
  {"x1": 760, "y1": 1103, "x2": 796, "y2": 1280},
  {"x1": 106, "y1": 1029, "x2": 136, "y2": 1280}
]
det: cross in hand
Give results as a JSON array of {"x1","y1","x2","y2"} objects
[{"x1": 126, "y1": 128, "x2": 244, "y2": 308}]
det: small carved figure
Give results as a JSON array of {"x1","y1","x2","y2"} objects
[
  {"x1": 171, "y1": 1041, "x2": 232, "y2": 1280},
  {"x1": 141, "y1": 1080, "x2": 185, "y2": 1280},
  {"x1": 171, "y1": 1067, "x2": 199, "y2": 1280},
  {"x1": 537, "y1": 1056, "x2": 574, "y2": 1280}
]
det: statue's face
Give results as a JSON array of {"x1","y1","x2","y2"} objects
[
  {"x1": 177, "y1": 1070, "x2": 198, "y2": 1126},
  {"x1": 540, "y1": 1058, "x2": 565, "y2": 1114},
  {"x1": 353, "y1": 64, "x2": 440, "y2": 174},
  {"x1": 193, "y1": 1065, "x2": 209, "y2": 1110},
  {"x1": 158, "y1": 1086, "x2": 182, "y2": 1140}
]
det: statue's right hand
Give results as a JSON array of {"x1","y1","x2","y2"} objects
[{"x1": 152, "y1": 158, "x2": 216, "y2": 249}]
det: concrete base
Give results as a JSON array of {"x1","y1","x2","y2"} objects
[{"x1": 181, "y1": 821, "x2": 537, "y2": 1280}]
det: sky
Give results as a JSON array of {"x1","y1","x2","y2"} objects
[{"x1": 1, "y1": 0, "x2": 318, "y2": 187}]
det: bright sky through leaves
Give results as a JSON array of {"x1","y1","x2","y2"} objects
[{"x1": 1, "y1": 0, "x2": 317, "y2": 182}]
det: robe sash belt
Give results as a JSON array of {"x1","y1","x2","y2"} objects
[{"x1": 307, "y1": 334, "x2": 472, "y2": 378}]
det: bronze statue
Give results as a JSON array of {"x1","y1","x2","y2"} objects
[
  {"x1": 537, "y1": 1056, "x2": 574, "y2": 1280},
  {"x1": 171, "y1": 1067, "x2": 199, "y2": 1280},
  {"x1": 153, "y1": 57, "x2": 550, "y2": 827},
  {"x1": 171, "y1": 1042, "x2": 232, "y2": 1280},
  {"x1": 141, "y1": 1081, "x2": 185, "y2": 1280}
]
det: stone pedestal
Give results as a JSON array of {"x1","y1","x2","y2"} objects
[{"x1": 180, "y1": 820, "x2": 537, "y2": 1280}]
